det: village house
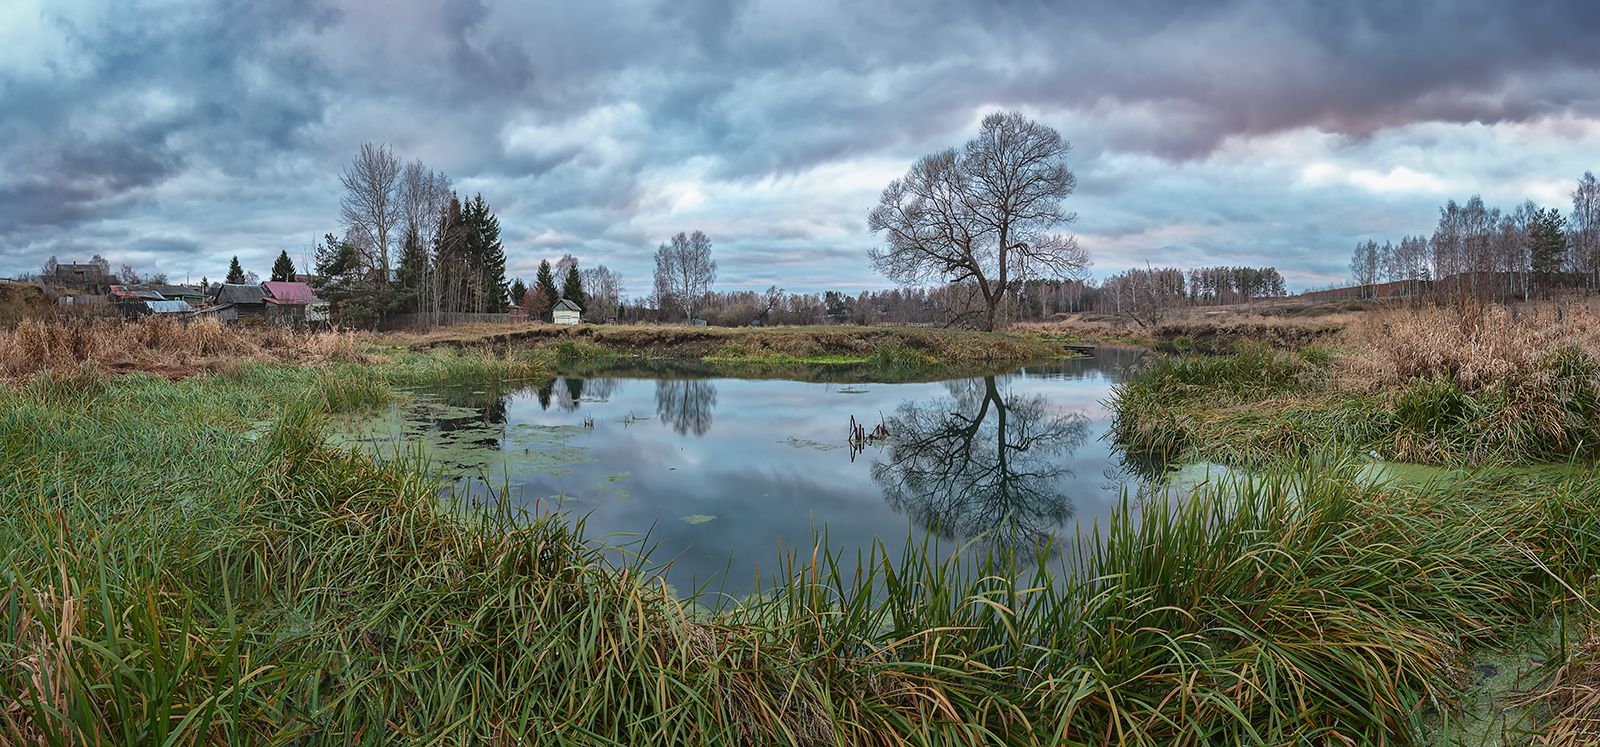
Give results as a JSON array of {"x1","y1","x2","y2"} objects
[
  {"x1": 203, "y1": 283, "x2": 269, "y2": 321},
  {"x1": 552, "y1": 298, "x2": 582, "y2": 325},
  {"x1": 261, "y1": 281, "x2": 329, "y2": 325},
  {"x1": 132, "y1": 283, "x2": 206, "y2": 306},
  {"x1": 52, "y1": 262, "x2": 114, "y2": 290}
]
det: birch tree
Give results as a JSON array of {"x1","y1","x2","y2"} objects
[
  {"x1": 340, "y1": 143, "x2": 402, "y2": 283},
  {"x1": 653, "y1": 230, "x2": 716, "y2": 323},
  {"x1": 1572, "y1": 171, "x2": 1600, "y2": 291}
]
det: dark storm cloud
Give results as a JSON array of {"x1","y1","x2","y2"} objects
[{"x1": 2, "y1": 0, "x2": 1599, "y2": 288}]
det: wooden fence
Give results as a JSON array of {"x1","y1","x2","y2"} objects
[{"x1": 379, "y1": 312, "x2": 519, "y2": 330}]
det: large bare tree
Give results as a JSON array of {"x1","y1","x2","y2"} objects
[
  {"x1": 869, "y1": 111, "x2": 1088, "y2": 331},
  {"x1": 580, "y1": 264, "x2": 624, "y2": 322},
  {"x1": 653, "y1": 230, "x2": 716, "y2": 322},
  {"x1": 340, "y1": 143, "x2": 402, "y2": 283}
]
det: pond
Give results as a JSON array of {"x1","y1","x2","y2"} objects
[{"x1": 336, "y1": 347, "x2": 1161, "y2": 596}]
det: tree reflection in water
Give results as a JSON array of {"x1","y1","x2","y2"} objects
[
  {"x1": 871, "y1": 375, "x2": 1088, "y2": 558},
  {"x1": 655, "y1": 379, "x2": 718, "y2": 436},
  {"x1": 429, "y1": 387, "x2": 510, "y2": 452}
]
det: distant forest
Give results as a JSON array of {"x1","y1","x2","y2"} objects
[{"x1": 1344, "y1": 171, "x2": 1600, "y2": 302}]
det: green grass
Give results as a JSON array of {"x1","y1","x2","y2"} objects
[{"x1": 6, "y1": 356, "x2": 1600, "y2": 743}]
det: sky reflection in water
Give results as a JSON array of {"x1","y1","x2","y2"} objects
[{"x1": 356, "y1": 348, "x2": 1154, "y2": 596}]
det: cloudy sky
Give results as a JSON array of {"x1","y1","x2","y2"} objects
[{"x1": 3, "y1": 0, "x2": 1600, "y2": 293}]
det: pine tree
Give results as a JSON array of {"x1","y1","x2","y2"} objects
[
  {"x1": 509, "y1": 278, "x2": 527, "y2": 308},
  {"x1": 226, "y1": 256, "x2": 246, "y2": 284},
  {"x1": 1531, "y1": 207, "x2": 1569, "y2": 297},
  {"x1": 535, "y1": 259, "x2": 559, "y2": 322},
  {"x1": 562, "y1": 263, "x2": 587, "y2": 311},
  {"x1": 271, "y1": 250, "x2": 296, "y2": 282}
]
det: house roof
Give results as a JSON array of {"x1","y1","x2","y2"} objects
[
  {"x1": 262, "y1": 281, "x2": 321, "y2": 304},
  {"x1": 135, "y1": 284, "x2": 203, "y2": 298},
  {"x1": 145, "y1": 300, "x2": 194, "y2": 314},
  {"x1": 213, "y1": 283, "x2": 267, "y2": 305},
  {"x1": 554, "y1": 298, "x2": 582, "y2": 312},
  {"x1": 108, "y1": 285, "x2": 168, "y2": 300}
]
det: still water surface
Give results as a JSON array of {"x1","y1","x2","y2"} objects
[{"x1": 340, "y1": 348, "x2": 1159, "y2": 595}]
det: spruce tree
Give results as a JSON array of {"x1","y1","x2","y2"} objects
[
  {"x1": 471, "y1": 194, "x2": 509, "y2": 312},
  {"x1": 271, "y1": 250, "x2": 296, "y2": 282},
  {"x1": 509, "y1": 278, "x2": 527, "y2": 308},
  {"x1": 535, "y1": 259, "x2": 559, "y2": 322},
  {"x1": 226, "y1": 256, "x2": 246, "y2": 284},
  {"x1": 562, "y1": 263, "x2": 587, "y2": 310},
  {"x1": 395, "y1": 227, "x2": 429, "y2": 313},
  {"x1": 432, "y1": 198, "x2": 468, "y2": 313}
]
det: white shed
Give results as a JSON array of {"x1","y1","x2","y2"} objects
[{"x1": 552, "y1": 298, "x2": 583, "y2": 325}]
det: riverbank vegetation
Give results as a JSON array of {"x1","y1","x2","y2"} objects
[
  {"x1": 1112, "y1": 303, "x2": 1600, "y2": 467},
  {"x1": 410, "y1": 322, "x2": 1066, "y2": 369},
  {"x1": 5, "y1": 350, "x2": 1600, "y2": 743}
]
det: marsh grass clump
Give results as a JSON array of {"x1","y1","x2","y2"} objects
[
  {"x1": 1114, "y1": 304, "x2": 1600, "y2": 467},
  {"x1": 376, "y1": 347, "x2": 546, "y2": 385}
]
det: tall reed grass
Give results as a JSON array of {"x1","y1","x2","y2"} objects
[{"x1": 4, "y1": 363, "x2": 1599, "y2": 742}]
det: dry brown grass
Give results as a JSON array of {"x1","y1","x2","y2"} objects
[
  {"x1": 0, "y1": 317, "x2": 371, "y2": 381},
  {"x1": 1340, "y1": 303, "x2": 1600, "y2": 393},
  {"x1": 1510, "y1": 632, "x2": 1600, "y2": 745},
  {"x1": 0, "y1": 579, "x2": 76, "y2": 743}
]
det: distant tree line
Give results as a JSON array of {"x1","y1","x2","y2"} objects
[
  {"x1": 1350, "y1": 171, "x2": 1600, "y2": 302},
  {"x1": 600, "y1": 264, "x2": 1285, "y2": 329}
]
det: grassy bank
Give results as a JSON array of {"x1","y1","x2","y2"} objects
[
  {"x1": 407, "y1": 323, "x2": 1067, "y2": 369},
  {"x1": 8, "y1": 316, "x2": 1600, "y2": 742},
  {"x1": 1112, "y1": 305, "x2": 1600, "y2": 467},
  {"x1": 5, "y1": 361, "x2": 1600, "y2": 742}
]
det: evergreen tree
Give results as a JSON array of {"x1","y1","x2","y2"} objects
[
  {"x1": 535, "y1": 259, "x2": 559, "y2": 322},
  {"x1": 509, "y1": 278, "x2": 527, "y2": 308},
  {"x1": 271, "y1": 250, "x2": 296, "y2": 282},
  {"x1": 562, "y1": 263, "x2": 587, "y2": 310},
  {"x1": 432, "y1": 197, "x2": 469, "y2": 314},
  {"x1": 463, "y1": 193, "x2": 508, "y2": 313},
  {"x1": 395, "y1": 227, "x2": 429, "y2": 313},
  {"x1": 226, "y1": 256, "x2": 246, "y2": 284},
  {"x1": 1531, "y1": 207, "x2": 1569, "y2": 297}
]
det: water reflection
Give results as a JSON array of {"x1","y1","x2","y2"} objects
[
  {"x1": 431, "y1": 385, "x2": 509, "y2": 451},
  {"x1": 655, "y1": 379, "x2": 718, "y2": 436},
  {"x1": 870, "y1": 375, "x2": 1089, "y2": 558},
  {"x1": 350, "y1": 351, "x2": 1152, "y2": 595}
]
